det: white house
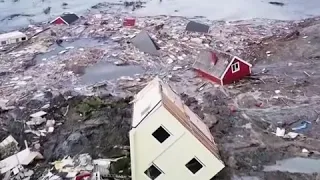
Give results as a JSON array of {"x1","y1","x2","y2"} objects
[
  {"x1": 0, "y1": 31, "x2": 28, "y2": 46},
  {"x1": 129, "y1": 77, "x2": 225, "y2": 180}
]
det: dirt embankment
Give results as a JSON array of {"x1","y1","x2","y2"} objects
[{"x1": 0, "y1": 92, "x2": 134, "y2": 179}]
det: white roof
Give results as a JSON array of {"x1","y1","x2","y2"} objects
[
  {"x1": 132, "y1": 77, "x2": 163, "y2": 127},
  {"x1": 0, "y1": 31, "x2": 26, "y2": 41}
]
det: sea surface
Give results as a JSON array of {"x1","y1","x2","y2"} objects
[{"x1": 0, "y1": 0, "x2": 320, "y2": 31}]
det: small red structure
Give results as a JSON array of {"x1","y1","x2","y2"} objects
[
  {"x1": 193, "y1": 50, "x2": 252, "y2": 85},
  {"x1": 123, "y1": 17, "x2": 136, "y2": 27},
  {"x1": 50, "y1": 13, "x2": 79, "y2": 25}
]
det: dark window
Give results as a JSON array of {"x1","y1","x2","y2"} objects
[
  {"x1": 16, "y1": 38, "x2": 19, "y2": 42},
  {"x1": 1, "y1": 41, "x2": 6, "y2": 45},
  {"x1": 186, "y1": 158, "x2": 203, "y2": 174},
  {"x1": 231, "y1": 62, "x2": 240, "y2": 73},
  {"x1": 152, "y1": 126, "x2": 170, "y2": 143},
  {"x1": 21, "y1": 37, "x2": 26, "y2": 41},
  {"x1": 144, "y1": 164, "x2": 162, "y2": 179}
]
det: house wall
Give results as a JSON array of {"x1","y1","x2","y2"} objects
[
  {"x1": 222, "y1": 58, "x2": 251, "y2": 85},
  {"x1": 0, "y1": 34, "x2": 27, "y2": 46},
  {"x1": 53, "y1": 18, "x2": 66, "y2": 25},
  {"x1": 130, "y1": 105, "x2": 224, "y2": 180},
  {"x1": 194, "y1": 69, "x2": 221, "y2": 85}
]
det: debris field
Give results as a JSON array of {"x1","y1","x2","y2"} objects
[{"x1": 0, "y1": 6, "x2": 320, "y2": 180}]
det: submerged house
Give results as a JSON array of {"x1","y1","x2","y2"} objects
[
  {"x1": 193, "y1": 50, "x2": 252, "y2": 85},
  {"x1": 129, "y1": 77, "x2": 224, "y2": 180},
  {"x1": 50, "y1": 13, "x2": 79, "y2": 25},
  {"x1": 0, "y1": 31, "x2": 28, "y2": 46}
]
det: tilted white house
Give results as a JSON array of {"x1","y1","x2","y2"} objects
[
  {"x1": 129, "y1": 77, "x2": 225, "y2": 180},
  {"x1": 0, "y1": 31, "x2": 28, "y2": 46}
]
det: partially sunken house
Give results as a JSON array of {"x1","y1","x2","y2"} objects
[
  {"x1": 193, "y1": 50, "x2": 252, "y2": 85},
  {"x1": 129, "y1": 77, "x2": 225, "y2": 180},
  {"x1": 50, "y1": 13, "x2": 79, "y2": 25}
]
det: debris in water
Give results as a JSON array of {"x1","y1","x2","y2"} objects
[
  {"x1": 276, "y1": 127, "x2": 285, "y2": 137},
  {"x1": 292, "y1": 121, "x2": 311, "y2": 132},
  {"x1": 186, "y1": 21, "x2": 210, "y2": 33},
  {"x1": 131, "y1": 31, "x2": 160, "y2": 55},
  {"x1": 30, "y1": 111, "x2": 47, "y2": 118},
  {"x1": 43, "y1": 7, "x2": 51, "y2": 15},
  {"x1": 269, "y1": 1, "x2": 285, "y2": 6},
  {"x1": 1, "y1": 13, "x2": 34, "y2": 21}
]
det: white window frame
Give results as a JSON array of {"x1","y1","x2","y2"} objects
[
  {"x1": 231, "y1": 62, "x2": 240, "y2": 73},
  {"x1": 144, "y1": 163, "x2": 163, "y2": 180}
]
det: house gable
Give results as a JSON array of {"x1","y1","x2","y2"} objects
[
  {"x1": 130, "y1": 105, "x2": 187, "y2": 180},
  {"x1": 51, "y1": 17, "x2": 69, "y2": 25},
  {"x1": 221, "y1": 56, "x2": 252, "y2": 85}
]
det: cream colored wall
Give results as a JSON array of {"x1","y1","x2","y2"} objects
[
  {"x1": 130, "y1": 105, "x2": 224, "y2": 180},
  {"x1": 154, "y1": 131, "x2": 224, "y2": 180}
]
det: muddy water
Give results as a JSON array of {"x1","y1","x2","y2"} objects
[
  {"x1": 79, "y1": 61, "x2": 144, "y2": 85},
  {"x1": 263, "y1": 157, "x2": 320, "y2": 174},
  {"x1": 1, "y1": 0, "x2": 320, "y2": 31}
]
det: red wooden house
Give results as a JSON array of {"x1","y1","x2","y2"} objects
[
  {"x1": 193, "y1": 50, "x2": 252, "y2": 85},
  {"x1": 50, "y1": 13, "x2": 79, "y2": 25}
]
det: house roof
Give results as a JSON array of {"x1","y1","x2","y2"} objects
[
  {"x1": 60, "y1": 13, "x2": 79, "y2": 24},
  {"x1": 192, "y1": 50, "x2": 233, "y2": 79},
  {"x1": 132, "y1": 77, "x2": 221, "y2": 159},
  {"x1": 0, "y1": 31, "x2": 26, "y2": 42},
  {"x1": 131, "y1": 31, "x2": 160, "y2": 55}
]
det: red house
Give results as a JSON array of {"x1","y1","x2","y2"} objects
[
  {"x1": 50, "y1": 13, "x2": 79, "y2": 25},
  {"x1": 193, "y1": 50, "x2": 252, "y2": 85}
]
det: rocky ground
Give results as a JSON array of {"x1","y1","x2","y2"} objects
[{"x1": 1, "y1": 5, "x2": 320, "y2": 180}]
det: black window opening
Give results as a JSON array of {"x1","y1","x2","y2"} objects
[
  {"x1": 231, "y1": 62, "x2": 240, "y2": 72},
  {"x1": 21, "y1": 37, "x2": 26, "y2": 41},
  {"x1": 145, "y1": 164, "x2": 162, "y2": 180},
  {"x1": 1, "y1": 41, "x2": 6, "y2": 45},
  {"x1": 152, "y1": 126, "x2": 170, "y2": 143},
  {"x1": 186, "y1": 158, "x2": 203, "y2": 174}
]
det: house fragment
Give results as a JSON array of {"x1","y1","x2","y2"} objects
[
  {"x1": 130, "y1": 77, "x2": 225, "y2": 180},
  {"x1": 193, "y1": 50, "x2": 252, "y2": 85},
  {"x1": 186, "y1": 21, "x2": 210, "y2": 33},
  {"x1": 0, "y1": 31, "x2": 28, "y2": 46},
  {"x1": 0, "y1": 141, "x2": 43, "y2": 174},
  {"x1": 131, "y1": 31, "x2": 160, "y2": 55}
]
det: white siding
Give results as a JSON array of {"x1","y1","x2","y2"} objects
[
  {"x1": 130, "y1": 105, "x2": 186, "y2": 180},
  {"x1": 0, "y1": 31, "x2": 27, "y2": 46},
  {"x1": 130, "y1": 106, "x2": 224, "y2": 180},
  {"x1": 154, "y1": 131, "x2": 224, "y2": 180}
]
